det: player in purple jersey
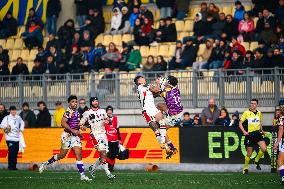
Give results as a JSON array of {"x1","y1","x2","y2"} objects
[{"x1": 39, "y1": 95, "x2": 91, "y2": 181}]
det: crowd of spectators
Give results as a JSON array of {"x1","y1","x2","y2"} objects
[{"x1": 0, "y1": 0, "x2": 284, "y2": 79}]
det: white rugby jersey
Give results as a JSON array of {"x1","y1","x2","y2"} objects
[
  {"x1": 137, "y1": 84, "x2": 157, "y2": 111},
  {"x1": 0, "y1": 114, "x2": 24, "y2": 141},
  {"x1": 80, "y1": 108, "x2": 107, "y2": 134}
]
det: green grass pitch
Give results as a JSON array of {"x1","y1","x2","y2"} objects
[{"x1": 0, "y1": 170, "x2": 282, "y2": 189}]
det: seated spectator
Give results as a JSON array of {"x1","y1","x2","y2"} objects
[
  {"x1": 93, "y1": 43, "x2": 106, "y2": 71},
  {"x1": 139, "y1": 4, "x2": 154, "y2": 22},
  {"x1": 78, "y1": 98, "x2": 88, "y2": 118},
  {"x1": 46, "y1": 55, "x2": 58, "y2": 76},
  {"x1": 133, "y1": 18, "x2": 149, "y2": 45},
  {"x1": 106, "y1": 8, "x2": 123, "y2": 35},
  {"x1": 0, "y1": 11, "x2": 18, "y2": 39},
  {"x1": 19, "y1": 102, "x2": 36, "y2": 128},
  {"x1": 74, "y1": 0, "x2": 88, "y2": 27},
  {"x1": 48, "y1": 46, "x2": 65, "y2": 73},
  {"x1": 229, "y1": 111, "x2": 239, "y2": 127},
  {"x1": 0, "y1": 45, "x2": 9, "y2": 68},
  {"x1": 45, "y1": 33, "x2": 60, "y2": 51},
  {"x1": 273, "y1": 48, "x2": 284, "y2": 67},
  {"x1": 228, "y1": 50, "x2": 244, "y2": 75},
  {"x1": 208, "y1": 3, "x2": 220, "y2": 20},
  {"x1": 243, "y1": 50, "x2": 255, "y2": 68},
  {"x1": 163, "y1": 17, "x2": 177, "y2": 42},
  {"x1": 254, "y1": 11, "x2": 264, "y2": 40},
  {"x1": 92, "y1": 8, "x2": 105, "y2": 38},
  {"x1": 156, "y1": 0, "x2": 174, "y2": 19},
  {"x1": 143, "y1": 55, "x2": 155, "y2": 72},
  {"x1": 176, "y1": 0, "x2": 190, "y2": 20},
  {"x1": 120, "y1": 42, "x2": 141, "y2": 71},
  {"x1": 129, "y1": 6, "x2": 140, "y2": 29},
  {"x1": 36, "y1": 101, "x2": 51, "y2": 127},
  {"x1": 153, "y1": 55, "x2": 167, "y2": 71},
  {"x1": 231, "y1": 36, "x2": 246, "y2": 56},
  {"x1": 180, "y1": 38, "x2": 198, "y2": 69},
  {"x1": 117, "y1": 6, "x2": 131, "y2": 34},
  {"x1": 36, "y1": 46, "x2": 48, "y2": 65},
  {"x1": 53, "y1": 101, "x2": 65, "y2": 127},
  {"x1": 238, "y1": 12, "x2": 254, "y2": 42},
  {"x1": 155, "y1": 19, "x2": 166, "y2": 42},
  {"x1": 0, "y1": 103, "x2": 9, "y2": 123},
  {"x1": 12, "y1": 57, "x2": 29, "y2": 76},
  {"x1": 215, "y1": 107, "x2": 230, "y2": 126},
  {"x1": 80, "y1": 30, "x2": 93, "y2": 48},
  {"x1": 234, "y1": 1, "x2": 245, "y2": 22},
  {"x1": 221, "y1": 15, "x2": 239, "y2": 41},
  {"x1": 259, "y1": 22, "x2": 278, "y2": 46},
  {"x1": 72, "y1": 32, "x2": 82, "y2": 48},
  {"x1": 25, "y1": 8, "x2": 44, "y2": 31},
  {"x1": 80, "y1": 17, "x2": 96, "y2": 41},
  {"x1": 101, "y1": 42, "x2": 122, "y2": 70},
  {"x1": 204, "y1": 39, "x2": 227, "y2": 69},
  {"x1": 253, "y1": 48, "x2": 266, "y2": 70},
  {"x1": 180, "y1": 112, "x2": 193, "y2": 127},
  {"x1": 81, "y1": 44, "x2": 95, "y2": 72},
  {"x1": 223, "y1": 50, "x2": 232, "y2": 70},
  {"x1": 168, "y1": 40, "x2": 183, "y2": 70},
  {"x1": 46, "y1": 0, "x2": 61, "y2": 35},
  {"x1": 192, "y1": 38, "x2": 214, "y2": 71},
  {"x1": 21, "y1": 20, "x2": 43, "y2": 49},
  {"x1": 200, "y1": 2, "x2": 208, "y2": 22},
  {"x1": 128, "y1": 0, "x2": 141, "y2": 13},
  {"x1": 193, "y1": 13, "x2": 206, "y2": 40},
  {"x1": 201, "y1": 97, "x2": 220, "y2": 126},
  {"x1": 57, "y1": 19, "x2": 75, "y2": 50},
  {"x1": 212, "y1": 13, "x2": 226, "y2": 39},
  {"x1": 32, "y1": 59, "x2": 45, "y2": 80},
  {"x1": 0, "y1": 59, "x2": 9, "y2": 80},
  {"x1": 68, "y1": 45, "x2": 83, "y2": 73},
  {"x1": 140, "y1": 17, "x2": 154, "y2": 44},
  {"x1": 192, "y1": 114, "x2": 201, "y2": 126}
]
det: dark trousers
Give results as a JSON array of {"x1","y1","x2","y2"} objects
[
  {"x1": 107, "y1": 141, "x2": 119, "y2": 171},
  {"x1": 6, "y1": 141, "x2": 19, "y2": 170}
]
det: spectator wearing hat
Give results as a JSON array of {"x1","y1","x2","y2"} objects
[
  {"x1": 193, "y1": 13, "x2": 207, "y2": 39},
  {"x1": 192, "y1": 38, "x2": 214, "y2": 71},
  {"x1": 46, "y1": 0, "x2": 61, "y2": 35},
  {"x1": 234, "y1": 1, "x2": 245, "y2": 22},
  {"x1": 0, "y1": 103, "x2": 9, "y2": 123},
  {"x1": 163, "y1": 17, "x2": 177, "y2": 42},
  {"x1": 156, "y1": 0, "x2": 174, "y2": 19},
  {"x1": 0, "y1": 11, "x2": 18, "y2": 39},
  {"x1": 25, "y1": 8, "x2": 44, "y2": 32},
  {"x1": 0, "y1": 105, "x2": 24, "y2": 170},
  {"x1": 53, "y1": 101, "x2": 65, "y2": 127},
  {"x1": 19, "y1": 102, "x2": 36, "y2": 128},
  {"x1": 180, "y1": 112, "x2": 194, "y2": 127},
  {"x1": 21, "y1": 20, "x2": 43, "y2": 49},
  {"x1": 139, "y1": 4, "x2": 154, "y2": 22},
  {"x1": 106, "y1": 7, "x2": 123, "y2": 35},
  {"x1": 36, "y1": 101, "x2": 51, "y2": 128},
  {"x1": 168, "y1": 40, "x2": 183, "y2": 70},
  {"x1": 74, "y1": 0, "x2": 88, "y2": 27},
  {"x1": 117, "y1": 6, "x2": 131, "y2": 34}
]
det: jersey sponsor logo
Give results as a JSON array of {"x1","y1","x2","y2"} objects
[{"x1": 247, "y1": 118, "x2": 260, "y2": 124}]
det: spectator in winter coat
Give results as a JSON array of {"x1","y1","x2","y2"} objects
[
  {"x1": 106, "y1": 8, "x2": 123, "y2": 35},
  {"x1": 31, "y1": 59, "x2": 45, "y2": 80},
  {"x1": 101, "y1": 42, "x2": 122, "y2": 70},
  {"x1": 228, "y1": 50, "x2": 244, "y2": 75},
  {"x1": 155, "y1": 19, "x2": 166, "y2": 42},
  {"x1": 19, "y1": 102, "x2": 36, "y2": 128},
  {"x1": 169, "y1": 40, "x2": 184, "y2": 70},
  {"x1": 117, "y1": 6, "x2": 131, "y2": 34},
  {"x1": 129, "y1": 6, "x2": 140, "y2": 29},
  {"x1": 259, "y1": 22, "x2": 278, "y2": 45},
  {"x1": 153, "y1": 55, "x2": 167, "y2": 71},
  {"x1": 46, "y1": 55, "x2": 58, "y2": 76},
  {"x1": 78, "y1": 98, "x2": 88, "y2": 118},
  {"x1": 11, "y1": 57, "x2": 29, "y2": 76},
  {"x1": 128, "y1": 0, "x2": 141, "y2": 13},
  {"x1": 0, "y1": 46, "x2": 9, "y2": 68},
  {"x1": 92, "y1": 9, "x2": 105, "y2": 38},
  {"x1": 140, "y1": 4, "x2": 154, "y2": 22},
  {"x1": 46, "y1": 0, "x2": 61, "y2": 35},
  {"x1": 180, "y1": 112, "x2": 194, "y2": 127},
  {"x1": 163, "y1": 17, "x2": 177, "y2": 42},
  {"x1": 0, "y1": 11, "x2": 18, "y2": 39},
  {"x1": 212, "y1": 13, "x2": 226, "y2": 38},
  {"x1": 205, "y1": 39, "x2": 227, "y2": 69},
  {"x1": 222, "y1": 15, "x2": 239, "y2": 41},
  {"x1": 231, "y1": 36, "x2": 246, "y2": 56},
  {"x1": 192, "y1": 38, "x2": 214, "y2": 71},
  {"x1": 21, "y1": 21, "x2": 43, "y2": 49},
  {"x1": 200, "y1": 2, "x2": 208, "y2": 22},
  {"x1": 57, "y1": 19, "x2": 75, "y2": 50},
  {"x1": 243, "y1": 50, "x2": 255, "y2": 68},
  {"x1": 74, "y1": 0, "x2": 88, "y2": 27},
  {"x1": 238, "y1": 12, "x2": 255, "y2": 42},
  {"x1": 25, "y1": 8, "x2": 44, "y2": 32},
  {"x1": 208, "y1": 3, "x2": 220, "y2": 20},
  {"x1": 215, "y1": 107, "x2": 231, "y2": 127},
  {"x1": 193, "y1": 13, "x2": 207, "y2": 39},
  {"x1": 45, "y1": 33, "x2": 60, "y2": 51},
  {"x1": 180, "y1": 38, "x2": 198, "y2": 69},
  {"x1": 36, "y1": 101, "x2": 51, "y2": 127},
  {"x1": 234, "y1": 1, "x2": 245, "y2": 21},
  {"x1": 68, "y1": 45, "x2": 83, "y2": 73},
  {"x1": 0, "y1": 59, "x2": 9, "y2": 81},
  {"x1": 143, "y1": 55, "x2": 155, "y2": 73},
  {"x1": 201, "y1": 97, "x2": 221, "y2": 126}
]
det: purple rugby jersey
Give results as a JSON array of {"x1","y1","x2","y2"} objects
[
  {"x1": 164, "y1": 87, "x2": 183, "y2": 116},
  {"x1": 63, "y1": 107, "x2": 80, "y2": 133}
]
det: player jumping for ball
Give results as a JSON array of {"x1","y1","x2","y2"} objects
[
  {"x1": 80, "y1": 97, "x2": 116, "y2": 180},
  {"x1": 239, "y1": 98, "x2": 268, "y2": 175},
  {"x1": 134, "y1": 75, "x2": 175, "y2": 158},
  {"x1": 273, "y1": 106, "x2": 284, "y2": 184},
  {"x1": 39, "y1": 95, "x2": 92, "y2": 181}
]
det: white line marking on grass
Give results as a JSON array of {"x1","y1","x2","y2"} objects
[{"x1": 0, "y1": 176, "x2": 75, "y2": 180}]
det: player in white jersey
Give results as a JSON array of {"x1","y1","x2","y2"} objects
[
  {"x1": 80, "y1": 97, "x2": 115, "y2": 180},
  {"x1": 134, "y1": 76, "x2": 169, "y2": 150},
  {"x1": 273, "y1": 106, "x2": 284, "y2": 184}
]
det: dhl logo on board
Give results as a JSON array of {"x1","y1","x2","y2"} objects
[{"x1": 0, "y1": 128, "x2": 180, "y2": 163}]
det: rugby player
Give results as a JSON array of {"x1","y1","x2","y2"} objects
[
  {"x1": 80, "y1": 97, "x2": 116, "y2": 180},
  {"x1": 273, "y1": 106, "x2": 284, "y2": 184},
  {"x1": 134, "y1": 75, "x2": 171, "y2": 154},
  {"x1": 39, "y1": 95, "x2": 91, "y2": 181},
  {"x1": 239, "y1": 99, "x2": 267, "y2": 175}
]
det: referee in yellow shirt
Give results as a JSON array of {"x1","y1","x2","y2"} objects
[{"x1": 239, "y1": 99, "x2": 267, "y2": 175}]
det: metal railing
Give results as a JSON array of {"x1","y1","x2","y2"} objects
[{"x1": 0, "y1": 68, "x2": 283, "y2": 109}]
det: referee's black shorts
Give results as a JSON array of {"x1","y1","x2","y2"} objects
[{"x1": 244, "y1": 131, "x2": 265, "y2": 147}]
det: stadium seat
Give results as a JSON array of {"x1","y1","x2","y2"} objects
[
  {"x1": 184, "y1": 20, "x2": 194, "y2": 32},
  {"x1": 29, "y1": 49, "x2": 38, "y2": 61},
  {"x1": 175, "y1": 21, "x2": 185, "y2": 32},
  {"x1": 222, "y1": 7, "x2": 233, "y2": 15},
  {"x1": 189, "y1": 7, "x2": 200, "y2": 19},
  {"x1": 20, "y1": 49, "x2": 30, "y2": 61},
  {"x1": 250, "y1": 41, "x2": 258, "y2": 51},
  {"x1": 113, "y1": 35, "x2": 122, "y2": 46},
  {"x1": 178, "y1": 32, "x2": 190, "y2": 41},
  {"x1": 168, "y1": 45, "x2": 176, "y2": 57},
  {"x1": 197, "y1": 44, "x2": 206, "y2": 56},
  {"x1": 5, "y1": 39, "x2": 14, "y2": 50},
  {"x1": 244, "y1": 5, "x2": 252, "y2": 11},
  {"x1": 14, "y1": 38, "x2": 24, "y2": 49},
  {"x1": 158, "y1": 45, "x2": 169, "y2": 57},
  {"x1": 103, "y1": 35, "x2": 113, "y2": 46},
  {"x1": 11, "y1": 49, "x2": 21, "y2": 61},
  {"x1": 0, "y1": 39, "x2": 6, "y2": 48},
  {"x1": 95, "y1": 34, "x2": 104, "y2": 45},
  {"x1": 140, "y1": 46, "x2": 149, "y2": 57},
  {"x1": 122, "y1": 34, "x2": 133, "y2": 43},
  {"x1": 27, "y1": 61, "x2": 34, "y2": 73},
  {"x1": 149, "y1": 46, "x2": 158, "y2": 56}
]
